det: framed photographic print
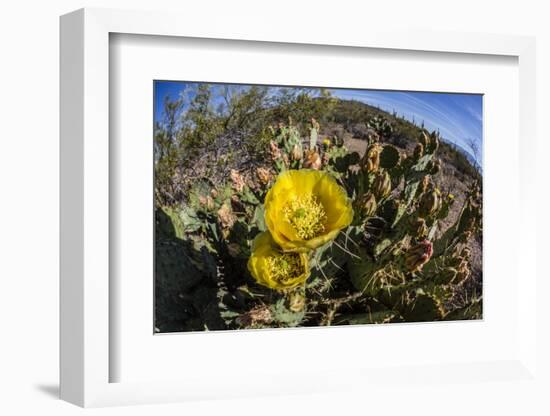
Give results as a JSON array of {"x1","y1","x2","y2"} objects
[{"x1": 60, "y1": 8, "x2": 539, "y2": 408}]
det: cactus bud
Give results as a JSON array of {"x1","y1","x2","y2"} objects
[
  {"x1": 419, "y1": 188, "x2": 442, "y2": 217},
  {"x1": 454, "y1": 258, "x2": 471, "y2": 284},
  {"x1": 419, "y1": 131, "x2": 430, "y2": 148},
  {"x1": 411, "y1": 217, "x2": 428, "y2": 239},
  {"x1": 357, "y1": 192, "x2": 377, "y2": 217},
  {"x1": 199, "y1": 195, "x2": 215, "y2": 211},
  {"x1": 413, "y1": 143, "x2": 424, "y2": 160},
  {"x1": 303, "y1": 150, "x2": 322, "y2": 170},
  {"x1": 372, "y1": 171, "x2": 392, "y2": 198},
  {"x1": 431, "y1": 158, "x2": 441, "y2": 175},
  {"x1": 230, "y1": 169, "x2": 246, "y2": 192},
  {"x1": 282, "y1": 153, "x2": 290, "y2": 167},
  {"x1": 217, "y1": 202, "x2": 236, "y2": 230},
  {"x1": 361, "y1": 143, "x2": 382, "y2": 172},
  {"x1": 269, "y1": 140, "x2": 282, "y2": 160},
  {"x1": 322, "y1": 137, "x2": 331, "y2": 148},
  {"x1": 256, "y1": 167, "x2": 272, "y2": 186},
  {"x1": 457, "y1": 200, "x2": 481, "y2": 235},
  {"x1": 420, "y1": 175, "x2": 431, "y2": 194},
  {"x1": 289, "y1": 291, "x2": 306, "y2": 313},
  {"x1": 291, "y1": 143, "x2": 303, "y2": 161},
  {"x1": 404, "y1": 239, "x2": 433, "y2": 272}
]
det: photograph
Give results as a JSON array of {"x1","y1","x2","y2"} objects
[{"x1": 154, "y1": 81, "x2": 483, "y2": 333}]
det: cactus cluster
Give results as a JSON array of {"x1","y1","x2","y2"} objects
[
  {"x1": 368, "y1": 115, "x2": 394, "y2": 137},
  {"x1": 156, "y1": 117, "x2": 482, "y2": 331}
]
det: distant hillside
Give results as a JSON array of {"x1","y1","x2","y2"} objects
[{"x1": 320, "y1": 98, "x2": 481, "y2": 180}]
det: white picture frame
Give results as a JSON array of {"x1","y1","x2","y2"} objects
[{"x1": 60, "y1": 7, "x2": 538, "y2": 408}]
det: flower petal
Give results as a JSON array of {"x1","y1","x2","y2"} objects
[{"x1": 264, "y1": 169, "x2": 353, "y2": 252}]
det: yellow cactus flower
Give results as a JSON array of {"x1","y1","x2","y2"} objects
[
  {"x1": 247, "y1": 232, "x2": 310, "y2": 291},
  {"x1": 264, "y1": 169, "x2": 354, "y2": 252}
]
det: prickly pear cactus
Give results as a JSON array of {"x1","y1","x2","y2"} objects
[
  {"x1": 156, "y1": 116, "x2": 482, "y2": 331},
  {"x1": 342, "y1": 128, "x2": 482, "y2": 322}
]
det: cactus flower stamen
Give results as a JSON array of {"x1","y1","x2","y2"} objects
[
  {"x1": 265, "y1": 252, "x2": 304, "y2": 284},
  {"x1": 283, "y1": 195, "x2": 327, "y2": 240},
  {"x1": 247, "y1": 232, "x2": 310, "y2": 290}
]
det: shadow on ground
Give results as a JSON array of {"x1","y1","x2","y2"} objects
[{"x1": 34, "y1": 384, "x2": 59, "y2": 399}]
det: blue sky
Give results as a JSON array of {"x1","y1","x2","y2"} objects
[{"x1": 154, "y1": 81, "x2": 483, "y2": 164}]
